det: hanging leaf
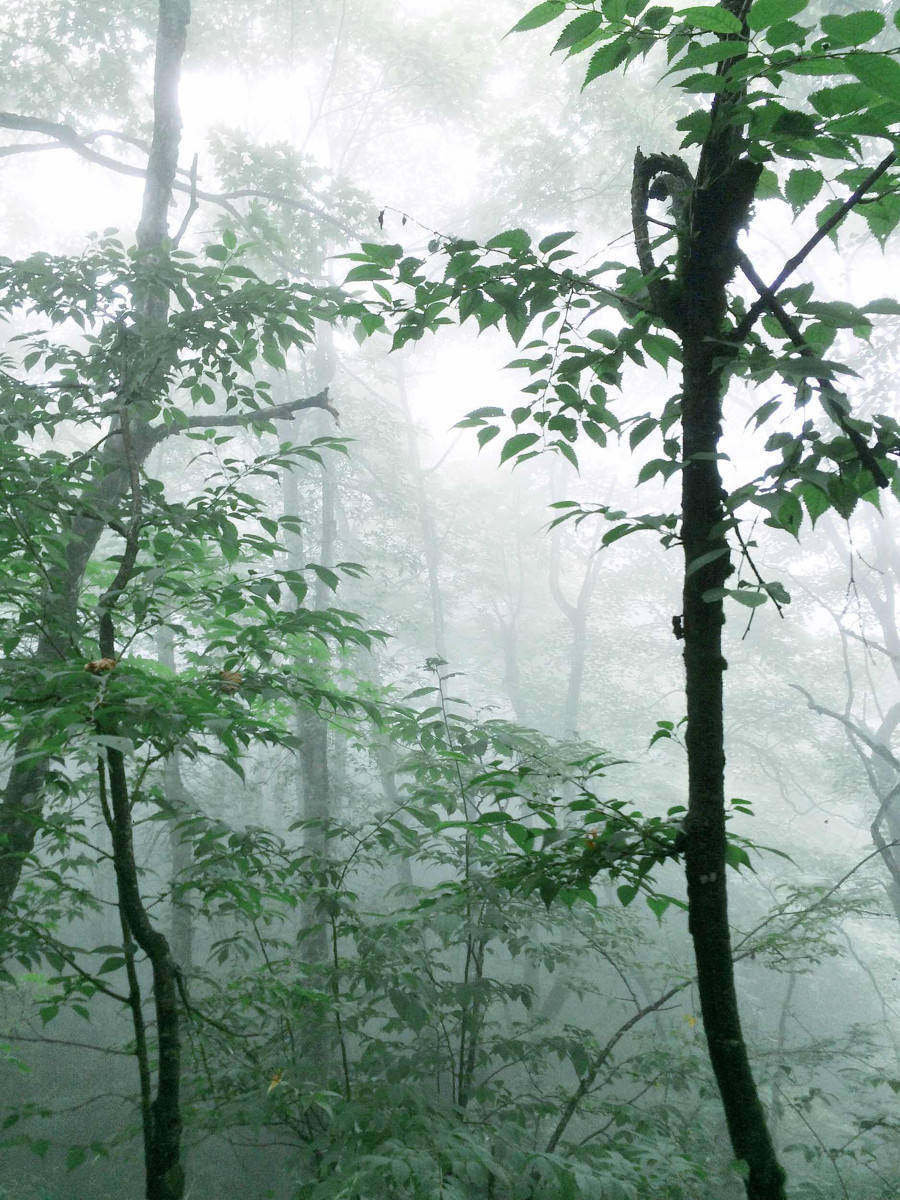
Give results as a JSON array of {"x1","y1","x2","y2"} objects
[{"x1": 508, "y1": 0, "x2": 566, "y2": 34}]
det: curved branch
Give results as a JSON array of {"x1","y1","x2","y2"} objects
[
  {"x1": 0, "y1": 111, "x2": 357, "y2": 237},
  {"x1": 631, "y1": 147, "x2": 693, "y2": 321}
]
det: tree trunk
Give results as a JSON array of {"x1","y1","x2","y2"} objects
[
  {"x1": 673, "y1": 7, "x2": 787, "y2": 1191},
  {"x1": 158, "y1": 627, "x2": 194, "y2": 972},
  {"x1": 549, "y1": 525, "x2": 598, "y2": 737},
  {"x1": 397, "y1": 366, "x2": 448, "y2": 659}
]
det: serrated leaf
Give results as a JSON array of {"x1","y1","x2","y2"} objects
[
  {"x1": 583, "y1": 35, "x2": 630, "y2": 86},
  {"x1": 677, "y1": 5, "x2": 741, "y2": 33},
  {"x1": 508, "y1": 0, "x2": 565, "y2": 34},
  {"x1": 629, "y1": 416, "x2": 657, "y2": 449},
  {"x1": 500, "y1": 432, "x2": 540, "y2": 463},
  {"x1": 553, "y1": 11, "x2": 604, "y2": 52},
  {"x1": 643, "y1": 333, "x2": 681, "y2": 368},
  {"x1": 864, "y1": 298, "x2": 900, "y2": 315},
  {"x1": 486, "y1": 228, "x2": 532, "y2": 253},
  {"x1": 747, "y1": 0, "x2": 807, "y2": 32},
  {"x1": 785, "y1": 167, "x2": 823, "y2": 213},
  {"x1": 820, "y1": 11, "x2": 884, "y2": 48},
  {"x1": 846, "y1": 52, "x2": 900, "y2": 103}
]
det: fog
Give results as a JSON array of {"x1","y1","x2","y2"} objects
[{"x1": 1, "y1": 2, "x2": 900, "y2": 1199}]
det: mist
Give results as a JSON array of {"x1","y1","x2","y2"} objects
[{"x1": 1, "y1": 2, "x2": 900, "y2": 1198}]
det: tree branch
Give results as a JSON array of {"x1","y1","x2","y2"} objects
[
  {"x1": 790, "y1": 684, "x2": 900, "y2": 773},
  {"x1": 737, "y1": 250, "x2": 891, "y2": 488},
  {"x1": 734, "y1": 151, "x2": 896, "y2": 342},
  {"x1": 0, "y1": 112, "x2": 357, "y2": 237},
  {"x1": 143, "y1": 387, "x2": 337, "y2": 453}
]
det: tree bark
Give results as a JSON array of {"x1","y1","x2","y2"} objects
[
  {"x1": 640, "y1": 3, "x2": 788, "y2": 1194},
  {"x1": 158, "y1": 627, "x2": 194, "y2": 971}
]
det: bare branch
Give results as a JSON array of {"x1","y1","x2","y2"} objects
[{"x1": 0, "y1": 111, "x2": 357, "y2": 237}]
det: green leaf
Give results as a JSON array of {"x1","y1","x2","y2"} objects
[
  {"x1": 508, "y1": 823, "x2": 534, "y2": 850},
  {"x1": 785, "y1": 167, "x2": 823, "y2": 213},
  {"x1": 485, "y1": 228, "x2": 532, "y2": 253},
  {"x1": 309, "y1": 564, "x2": 340, "y2": 591},
  {"x1": 764, "y1": 18, "x2": 807, "y2": 48},
  {"x1": 629, "y1": 416, "x2": 657, "y2": 449},
  {"x1": 727, "y1": 588, "x2": 766, "y2": 608},
  {"x1": 846, "y1": 52, "x2": 900, "y2": 103},
  {"x1": 677, "y1": 5, "x2": 741, "y2": 34},
  {"x1": 820, "y1": 11, "x2": 885, "y2": 48},
  {"x1": 477, "y1": 425, "x2": 500, "y2": 449},
  {"x1": 538, "y1": 230, "x2": 577, "y2": 253},
  {"x1": 747, "y1": 0, "x2": 807, "y2": 31},
  {"x1": 508, "y1": 0, "x2": 565, "y2": 34},
  {"x1": 553, "y1": 12, "x2": 604, "y2": 52},
  {"x1": 616, "y1": 884, "x2": 638, "y2": 906},
  {"x1": 864, "y1": 298, "x2": 900, "y2": 315},
  {"x1": 642, "y1": 333, "x2": 681, "y2": 368},
  {"x1": 66, "y1": 1146, "x2": 87, "y2": 1171},
  {"x1": 500, "y1": 431, "x2": 540, "y2": 463},
  {"x1": 725, "y1": 842, "x2": 753, "y2": 870},
  {"x1": 646, "y1": 894, "x2": 671, "y2": 922},
  {"x1": 344, "y1": 264, "x2": 391, "y2": 282},
  {"x1": 747, "y1": 398, "x2": 780, "y2": 429},
  {"x1": 685, "y1": 546, "x2": 729, "y2": 577},
  {"x1": 583, "y1": 35, "x2": 630, "y2": 86}
]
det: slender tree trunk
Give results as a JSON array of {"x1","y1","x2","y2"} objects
[
  {"x1": 673, "y1": 6, "x2": 787, "y2": 1192},
  {"x1": 158, "y1": 627, "x2": 194, "y2": 971},
  {"x1": 549, "y1": 526, "x2": 599, "y2": 737},
  {"x1": 397, "y1": 366, "x2": 447, "y2": 659},
  {"x1": 680, "y1": 336, "x2": 783, "y2": 1199}
]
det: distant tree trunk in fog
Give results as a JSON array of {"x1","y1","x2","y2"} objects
[
  {"x1": 371, "y1": 737, "x2": 414, "y2": 887},
  {"x1": 495, "y1": 604, "x2": 527, "y2": 725},
  {"x1": 798, "y1": 513, "x2": 900, "y2": 922},
  {"x1": 282, "y1": 390, "x2": 335, "y2": 966},
  {"x1": 549, "y1": 526, "x2": 599, "y2": 737},
  {"x1": 157, "y1": 627, "x2": 194, "y2": 972},
  {"x1": 396, "y1": 364, "x2": 447, "y2": 659}
]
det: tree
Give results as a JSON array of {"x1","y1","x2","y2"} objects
[
  {"x1": 346, "y1": 1, "x2": 900, "y2": 1195},
  {"x1": 0, "y1": 2, "x2": 380, "y2": 1195}
]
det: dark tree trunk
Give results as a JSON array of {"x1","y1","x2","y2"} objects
[{"x1": 671, "y1": 6, "x2": 787, "y2": 1193}]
